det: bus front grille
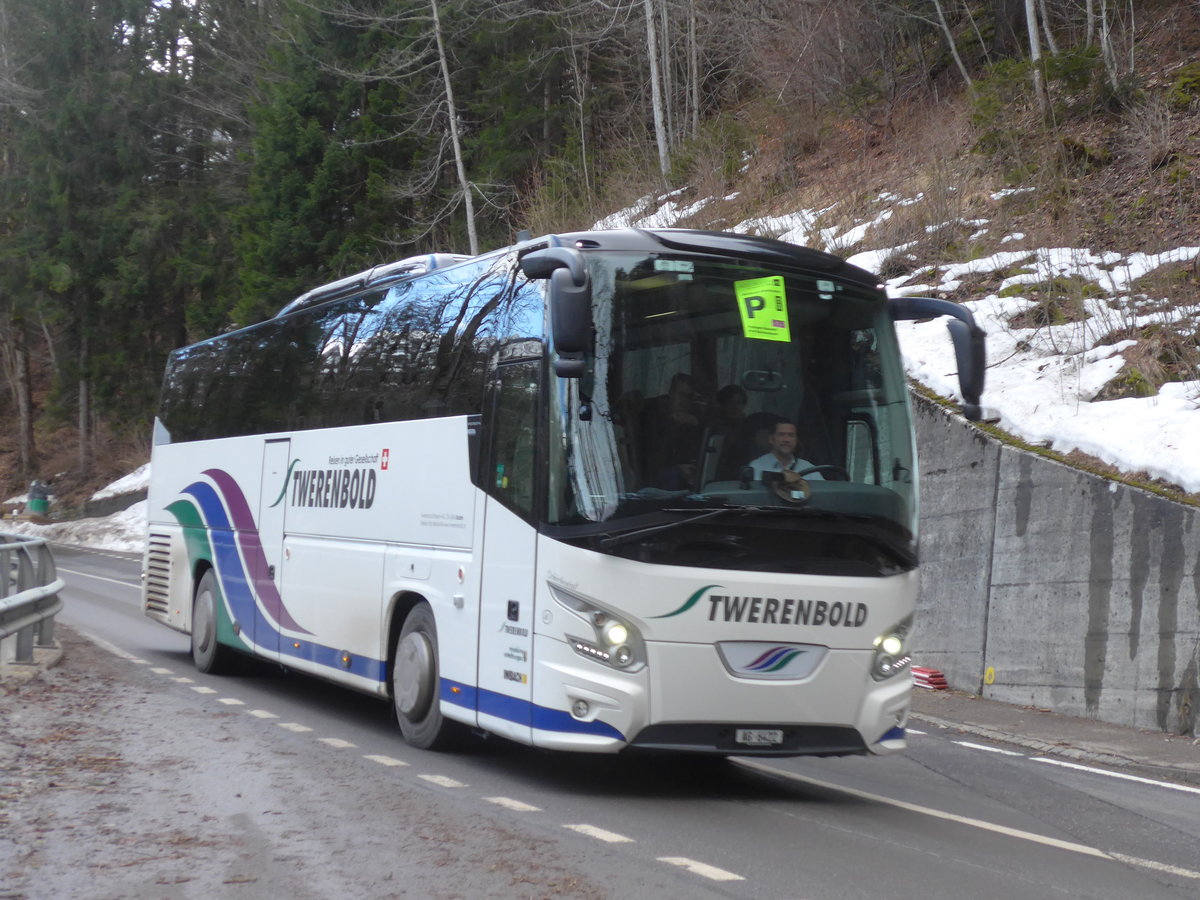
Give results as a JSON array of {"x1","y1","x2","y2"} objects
[{"x1": 144, "y1": 533, "x2": 172, "y2": 615}]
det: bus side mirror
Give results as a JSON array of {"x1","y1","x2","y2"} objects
[
  {"x1": 520, "y1": 246, "x2": 592, "y2": 378},
  {"x1": 889, "y1": 296, "x2": 986, "y2": 421}
]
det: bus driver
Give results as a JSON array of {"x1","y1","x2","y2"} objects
[{"x1": 747, "y1": 419, "x2": 824, "y2": 481}]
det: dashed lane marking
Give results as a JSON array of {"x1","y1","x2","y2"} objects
[
  {"x1": 657, "y1": 857, "x2": 744, "y2": 882},
  {"x1": 1031, "y1": 757, "x2": 1200, "y2": 796},
  {"x1": 907, "y1": 728, "x2": 927, "y2": 735},
  {"x1": 277, "y1": 723, "x2": 313, "y2": 733},
  {"x1": 563, "y1": 824, "x2": 633, "y2": 843},
  {"x1": 171, "y1": 677, "x2": 194, "y2": 684},
  {"x1": 318, "y1": 738, "x2": 357, "y2": 750},
  {"x1": 246, "y1": 709, "x2": 278, "y2": 719},
  {"x1": 953, "y1": 740, "x2": 1023, "y2": 756},
  {"x1": 190, "y1": 686, "x2": 218, "y2": 695},
  {"x1": 485, "y1": 797, "x2": 540, "y2": 812},
  {"x1": 419, "y1": 775, "x2": 466, "y2": 788},
  {"x1": 217, "y1": 698, "x2": 245, "y2": 706},
  {"x1": 150, "y1": 667, "x2": 173, "y2": 675},
  {"x1": 364, "y1": 754, "x2": 409, "y2": 767}
]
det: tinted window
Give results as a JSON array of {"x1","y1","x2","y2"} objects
[{"x1": 159, "y1": 255, "x2": 544, "y2": 442}]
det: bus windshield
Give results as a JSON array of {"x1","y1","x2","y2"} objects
[{"x1": 546, "y1": 251, "x2": 918, "y2": 574}]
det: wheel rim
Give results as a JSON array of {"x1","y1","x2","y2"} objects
[
  {"x1": 395, "y1": 630, "x2": 434, "y2": 719},
  {"x1": 194, "y1": 587, "x2": 215, "y2": 655}
]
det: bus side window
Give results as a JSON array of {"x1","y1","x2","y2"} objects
[{"x1": 490, "y1": 361, "x2": 539, "y2": 520}]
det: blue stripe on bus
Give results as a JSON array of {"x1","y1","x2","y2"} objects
[
  {"x1": 278, "y1": 638, "x2": 387, "y2": 682},
  {"x1": 443, "y1": 680, "x2": 625, "y2": 741}
]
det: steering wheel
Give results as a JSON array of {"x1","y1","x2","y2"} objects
[{"x1": 795, "y1": 465, "x2": 850, "y2": 481}]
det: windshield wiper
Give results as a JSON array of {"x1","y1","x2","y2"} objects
[{"x1": 596, "y1": 507, "x2": 734, "y2": 549}]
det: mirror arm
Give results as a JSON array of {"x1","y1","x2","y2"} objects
[{"x1": 889, "y1": 296, "x2": 987, "y2": 421}]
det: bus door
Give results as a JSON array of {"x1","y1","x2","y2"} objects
[
  {"x1": 476, "y1": 360, "x2": 539, "y2": 744},
  {"x1": 256, "y1": 438, "x2": 291, "y2": 661}
]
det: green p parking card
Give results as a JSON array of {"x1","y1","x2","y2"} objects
[{"x1": 734, "y1": 276, "x2": 791, "y2": 342}]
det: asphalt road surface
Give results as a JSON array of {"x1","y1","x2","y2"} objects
[{"x1": 2, "y1": 544, "x2": 1198, "y2": 899}]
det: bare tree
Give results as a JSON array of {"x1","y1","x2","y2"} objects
[
  {"x1": 1024, "y1": 0, "x2": 1049, "y2": 116},
  {"x1": 431, "y1": 0, "x2": 478, "y2": 253},
  {"x1": 932, "y1": 0, "x2": 973, "y2": 88},
  {"x1": 644, "y1": 0, "x2": 670, "y2": 179}
]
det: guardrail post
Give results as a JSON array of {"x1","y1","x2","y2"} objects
[
  {"x1": 0, "y1": 533, "x2": 65, "y2": 677},
  {"x1": 0, "y1": 544, "x2": 11, "y2": 595},
  {"x1": 15, "y1": 623, "x2": 34, "y2": 663}
]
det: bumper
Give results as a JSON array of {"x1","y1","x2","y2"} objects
[{"x1": 528, "y1": 635, "x2": 911, "y2": 756}]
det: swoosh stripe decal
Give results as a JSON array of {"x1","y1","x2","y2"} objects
[
  {"x1": 201, "y1": 468, "x2": 309, "y2": 635},
  {"x1": 652, "y1": 584, "x2": 723, "y2": 619}
]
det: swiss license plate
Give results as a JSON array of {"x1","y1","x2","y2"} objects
[{"x1": 735, "y1": 728, "x2": 784, "y2": 747}]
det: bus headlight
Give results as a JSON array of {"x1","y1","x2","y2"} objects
[
  {"x1": 871, "y1": 615, "x2": 913, "y2": 681},
  {"x1": 549, "y1": 583, "x2": 646, "y2": 672}
]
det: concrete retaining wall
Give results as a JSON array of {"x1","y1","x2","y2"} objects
[{"x1": 913, "y1": 394, "x2": 1200, "y2": 737}]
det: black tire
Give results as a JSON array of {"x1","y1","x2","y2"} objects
[
  {"x1": 392, "y1": 603, "x2": 459, "y2": 750},
  {"x1": 191, "y1": 569, "x2": 235, "y2": 674}
]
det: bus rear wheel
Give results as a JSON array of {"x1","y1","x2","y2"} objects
[
  {"x1": 393, "y1": 603, "x2": 458, "y2": 750},
  {"x1": 191, "y1": 569, "x2": 235, "y2": 674}
]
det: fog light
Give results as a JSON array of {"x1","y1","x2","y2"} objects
[
  {"x1": 572, "y1": 699, "x2": 590, "y2": 719},
  {"x1": 613, "y1": 645, "x2": 633, "y2": 667}
]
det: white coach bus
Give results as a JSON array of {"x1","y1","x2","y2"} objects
[{"x1": 142, "y1": 228, "x2": 984, "y2": 756}]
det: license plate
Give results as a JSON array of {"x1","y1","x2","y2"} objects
[{"x1": 735, "y1": 728, "x2": 784, "y2": 747}]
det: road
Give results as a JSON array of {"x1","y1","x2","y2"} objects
[{"x1": 2, "y1": 544, "x2": 1198, "y2": 899}]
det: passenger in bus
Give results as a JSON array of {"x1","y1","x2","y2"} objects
[
  {"x1": 711, "y1": 384, "x2": 752, "y2": 479},
  {"x1": 747, "y1": 419, "x2": 823, "y2": 480},
  {"x1": 641, "y1": 372, "x2": 703, "y2": 489}
]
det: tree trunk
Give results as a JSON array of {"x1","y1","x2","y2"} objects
[
  {"x1": 78, "y1": 334, "x2": 90, "y2": 478},
  {"x1": 1098, "y1": 0, "x2": 1121, "y2": 92},
  {"x1": 1024, "y1": 0, "x2": 1048, "y2": 117},
  {"x1": 1037, "y1": 0, "x2": 1059, "y2": 55},
  {"x1": 0, "y1": 313, "x2": 36, "y2": 481},
  {"x1": 932, "y1": 0, "x2": 973, "y2": 88},
  {"x1": 431, "y1": 0, "x2": 478, "y2": 255},
  {"x1": 644, "y1": 0, "x2": 669, "y2": 181}
]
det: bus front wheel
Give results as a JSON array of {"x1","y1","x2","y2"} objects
[
  {"x1": 393, "y1": 603, "x2": 456, "y2": 750},
  {"x1": 191, "y1": 570, "x2": 235, "y2": 674}
]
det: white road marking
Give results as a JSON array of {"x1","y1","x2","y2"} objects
[
  {"x1": 363, "y1": 754, "x2": 409, "y2": 767},
  {"x1": 57, "y1": 567, "x2": 140, "y2": 590},
  {"x1": 485, "y1": 797, "x2": 540, "y2": 812},
  {"x1": 277, "y1": 723, "x2": 313, "y2": 733},
  {"x1": 736, "y1": 759, "x2": 1200, "y2": 880},
  {"x1": 190, "y1": 686, "x2": 218, "y2": 695},
  {"x1": 217, "y1": 698, "x2": 245, "y2": 706},
  {"x1": 563, "y1": 824, "x2": 633, "y2": 843},
  {"x1": 171, "y1": 677, "x2": 194, "y2": 684},
  {"x1": 657, "y1": 857, "x2": 744, "y2": 882},
  {"x1": 71, "y1": 629, "x2": 141, "y2": 661},
  {"x1": 1031, "y1": 757, "x2": 1200, "y2": 796},
  {"x1": 954, "y1": 740, "x2": 1023, "y2": 756},
  {"x1": 419, "y1": 775, "x2": 465, "y2": 788},
  {"x1": 318, "y1": 738, "x2": 357, "y2": 749},
  {"x1": 907, "y1": 728, "x2": 927, "y2": 735},
  {"x1": 150, "y1": 667, "x2": 173, "y2": 675},
  {"x1": 246, "y1": 709, "x2": 278, "y2": 719},
  {"x1": 1109, "y1": 853, "x2": 1200, "y2": 881}
]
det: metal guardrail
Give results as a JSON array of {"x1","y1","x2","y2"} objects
[{"x1": 0, "y1": 533, "x2": 65, "y2": 668}]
